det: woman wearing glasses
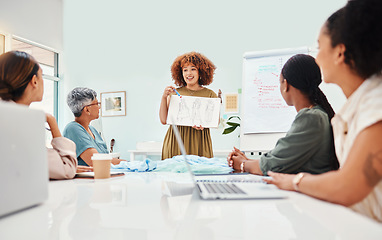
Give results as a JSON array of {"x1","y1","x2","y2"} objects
[{"x1": 64, "y1": 87, "x2": 125, "y2": 166}]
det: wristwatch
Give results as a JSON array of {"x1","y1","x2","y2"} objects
[{"x1": 293, "y1": 173, "x2": 305, "y2": 191}]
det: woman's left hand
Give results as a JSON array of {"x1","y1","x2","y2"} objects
[
  {"x1": 263, "y1": 171, "x2": 296, "y2": 191},
  {"x1": 192, "y1": 125, "x2": 204, "y2": 130},
  {"x1": 76, "y1": 165, "x2": 93, "y2": 173}
]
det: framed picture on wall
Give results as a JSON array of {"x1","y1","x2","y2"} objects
[{"x1": 100, "y1": 91, "x2": 126, "y2": 117}]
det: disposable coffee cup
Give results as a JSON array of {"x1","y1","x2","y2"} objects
[{"x1": 91, "y1": 153, "x2": 112, "y2": 179}]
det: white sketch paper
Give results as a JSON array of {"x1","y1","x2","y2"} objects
[{"x1": 167, "y1": 95, "x2": 221, "y2": 128}]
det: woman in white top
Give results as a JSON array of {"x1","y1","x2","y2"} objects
[
  {"x1": 265, "y1": 0, "x2": 382, "y2": 222},
  {"x1": 0, "y1": 51, "x2": 92, "y2": 179}
]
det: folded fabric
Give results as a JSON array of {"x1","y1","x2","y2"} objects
[
  {"x1": 111, "y1": 159, "x2": 157, "y2": 172},
  {"x1": 111, "y1": 155, "x2": 233, "y2": 174}
]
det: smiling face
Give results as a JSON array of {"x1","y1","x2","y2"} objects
[{"x1": 182, "y1": 63, "x2": 200, "y2": 87}]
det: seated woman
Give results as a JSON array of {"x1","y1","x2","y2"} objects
[
  {"x1": 266, "y1": 0, "x2": 382, "y2": 222},
  {"x1": 228, "y1": 54, "x2": 339, "y2": 175},
  {"x1": 0, "y1": 51, "x2": 91, "y2": 179},
  {"x1": 63, "y1": 87, "x2": 125, "y2": 166}
]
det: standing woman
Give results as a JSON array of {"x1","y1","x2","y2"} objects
[
  {"x1": 266, "y1": 0, "x2": 382, "y2": 222},
  {"x1": 160, "y1": 52, "x2": 218, "y2": 159},
  {"x1": 0, "y1": 51, "x2": 85, "y2": 179}
]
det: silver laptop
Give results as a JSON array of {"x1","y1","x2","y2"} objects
[
  {"x1": 171, "y1": 123, "x2": 287, "y2": 200},
  {"x1": 0, "y1": 101, "x2": 48, "y2": 217}
]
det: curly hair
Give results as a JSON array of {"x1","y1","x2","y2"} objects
[
  {"x1": 171, "y1": 52, "x2": 216, "y2": 87},
  {"x1": 0, "y1": 51, "x2": 40, "y2": 101},
  {"x1": 326, "y1": 0, "x2": 382, "y2": 79}
]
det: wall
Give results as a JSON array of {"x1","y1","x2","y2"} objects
[
  {"x1": 60, "y1": 0, "x2": 347, "y2": 160},
  {"x1": 0, "y1": 0, "x2": 63, "y2": 50}
]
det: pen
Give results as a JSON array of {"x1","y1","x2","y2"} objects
[{"x1": 174, "y1": 89, "x2": 182, "y2": 98}]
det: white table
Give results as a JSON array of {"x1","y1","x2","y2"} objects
[
  {"x1": 1, "y1": 172, "x2": 381, "y2": 240},
  {"x1": 128, "y1": 150, "x2": 232, "y2": 161}
]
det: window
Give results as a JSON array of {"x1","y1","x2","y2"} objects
[{"x1": 11, "y1": 38, "x2": 59, "y2": 118}]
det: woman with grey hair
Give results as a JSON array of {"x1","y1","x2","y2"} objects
[{"x1": 63, "y1": 87, "x2": 125, "y2": 166}]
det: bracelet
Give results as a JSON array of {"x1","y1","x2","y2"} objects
[
  {"x1": 240, "y1": 160, "x2": 247, "y2": 173},
  {"x1": 293, "y1": 173, "x2": 305, "y2": 192}
]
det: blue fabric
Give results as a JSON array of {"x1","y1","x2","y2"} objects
[
  {"x1": 63, "y1": 121, "x2": 108, "y2": 166},
  {"x1": 111, "y1": 155, "x2": 233, "y2": 174}
]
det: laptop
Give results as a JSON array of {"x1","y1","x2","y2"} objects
[
  {"x1": 0, "y1": 101, "x2": 48, "y2": 217},
  {"x1": 171, "y1": 123, "x2": 287, "y2": 200}
]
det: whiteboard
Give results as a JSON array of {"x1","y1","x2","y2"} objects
[{"x1": 240, "y1": 47, "x2": 309, "y2": 151}]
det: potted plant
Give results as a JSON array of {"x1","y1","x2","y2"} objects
[{"x1": 222, "y1": 116, "x2": 241, "y2": 135}]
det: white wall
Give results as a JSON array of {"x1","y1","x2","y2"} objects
[
  {"x1": 61, "y1": 0, "x2": 347, "y2": 160},
  {"x1": 0, "y1": 0, "x2": 63, "y2": 50}
]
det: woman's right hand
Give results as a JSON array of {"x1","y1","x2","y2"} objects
[
  {"x1": 111, "y1": 158, "x2": 126, "y2": 165},
  {"x1": 162, "y1": 86, "x2": 175, "y2": 99}
]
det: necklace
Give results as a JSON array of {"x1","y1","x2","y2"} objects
[{"x1": 185, "y1": 86, "x2": 203, "y2": 96}]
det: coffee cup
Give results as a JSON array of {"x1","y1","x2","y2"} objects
[{"x1": 91, "y1": 153, "x2": 112, "y2": 179}]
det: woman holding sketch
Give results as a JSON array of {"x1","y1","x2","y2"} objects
[
  {"x1": 160, "y1": 52, "x2": 218, "y2": 159},
  {"x1": 266, "y1": 0, "x2": 382, "y2": 222},
  {"x1": 228, "y1": 54, "x2": 339, "y2": 175}
]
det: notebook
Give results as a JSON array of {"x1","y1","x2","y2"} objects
[
  {"x1": 75, "y1": 171, "x2": 125, "y2": 179},
  {"x1": 171, "y1": 123, "x2": 287, "y2": 200},
  {"x1": 0, "y1": 101, "x2": 48, "y2": 217}
]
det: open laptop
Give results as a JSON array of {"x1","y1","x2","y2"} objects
[
  {"x1": 0, "y1": 101, "x2": 48, "y2": 217},
  {"x1": 171, "y1": 123, "x2": 287, "y2": 200}
]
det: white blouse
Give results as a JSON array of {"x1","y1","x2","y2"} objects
[{"x1": 331, "y1": 74, "x2": 382, "y2": 222}]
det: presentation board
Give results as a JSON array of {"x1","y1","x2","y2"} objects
[{"x1": 240, "y1": 47, "x2": 309, "y2": 152}]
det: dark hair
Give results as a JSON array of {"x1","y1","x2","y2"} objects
[
  {"x1": 326, "y1": 0, "x2": 382, "y2": 79},
  {"x1": 281, "y1": 54, "x2": 339, "y2": 170},
  {"x1": 171, "y1": 52, "x2": 216, "y2": 87},
  {"x1": 0, "y1": 51, "x2": 40, "y2": 101}
]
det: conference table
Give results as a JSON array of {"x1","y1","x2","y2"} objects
[{"x1": 0, "y1": 172, "x2": 381, "y2": 240}]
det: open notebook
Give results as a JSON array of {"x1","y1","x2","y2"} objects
[
  {"x1": 75, "y1": 172, "x2": 125, "y2": 179},
  {"x1": 171, "y1": 123, "x2": 287, "y2": 200}
]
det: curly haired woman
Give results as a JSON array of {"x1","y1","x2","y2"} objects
[{"x1": 159, "y1": 52, "x2": 218, "y2": 159}]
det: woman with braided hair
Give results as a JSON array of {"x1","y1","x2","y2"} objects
[{"x1": 228, "y1": 54, "x2": 338, "y2": 175}]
